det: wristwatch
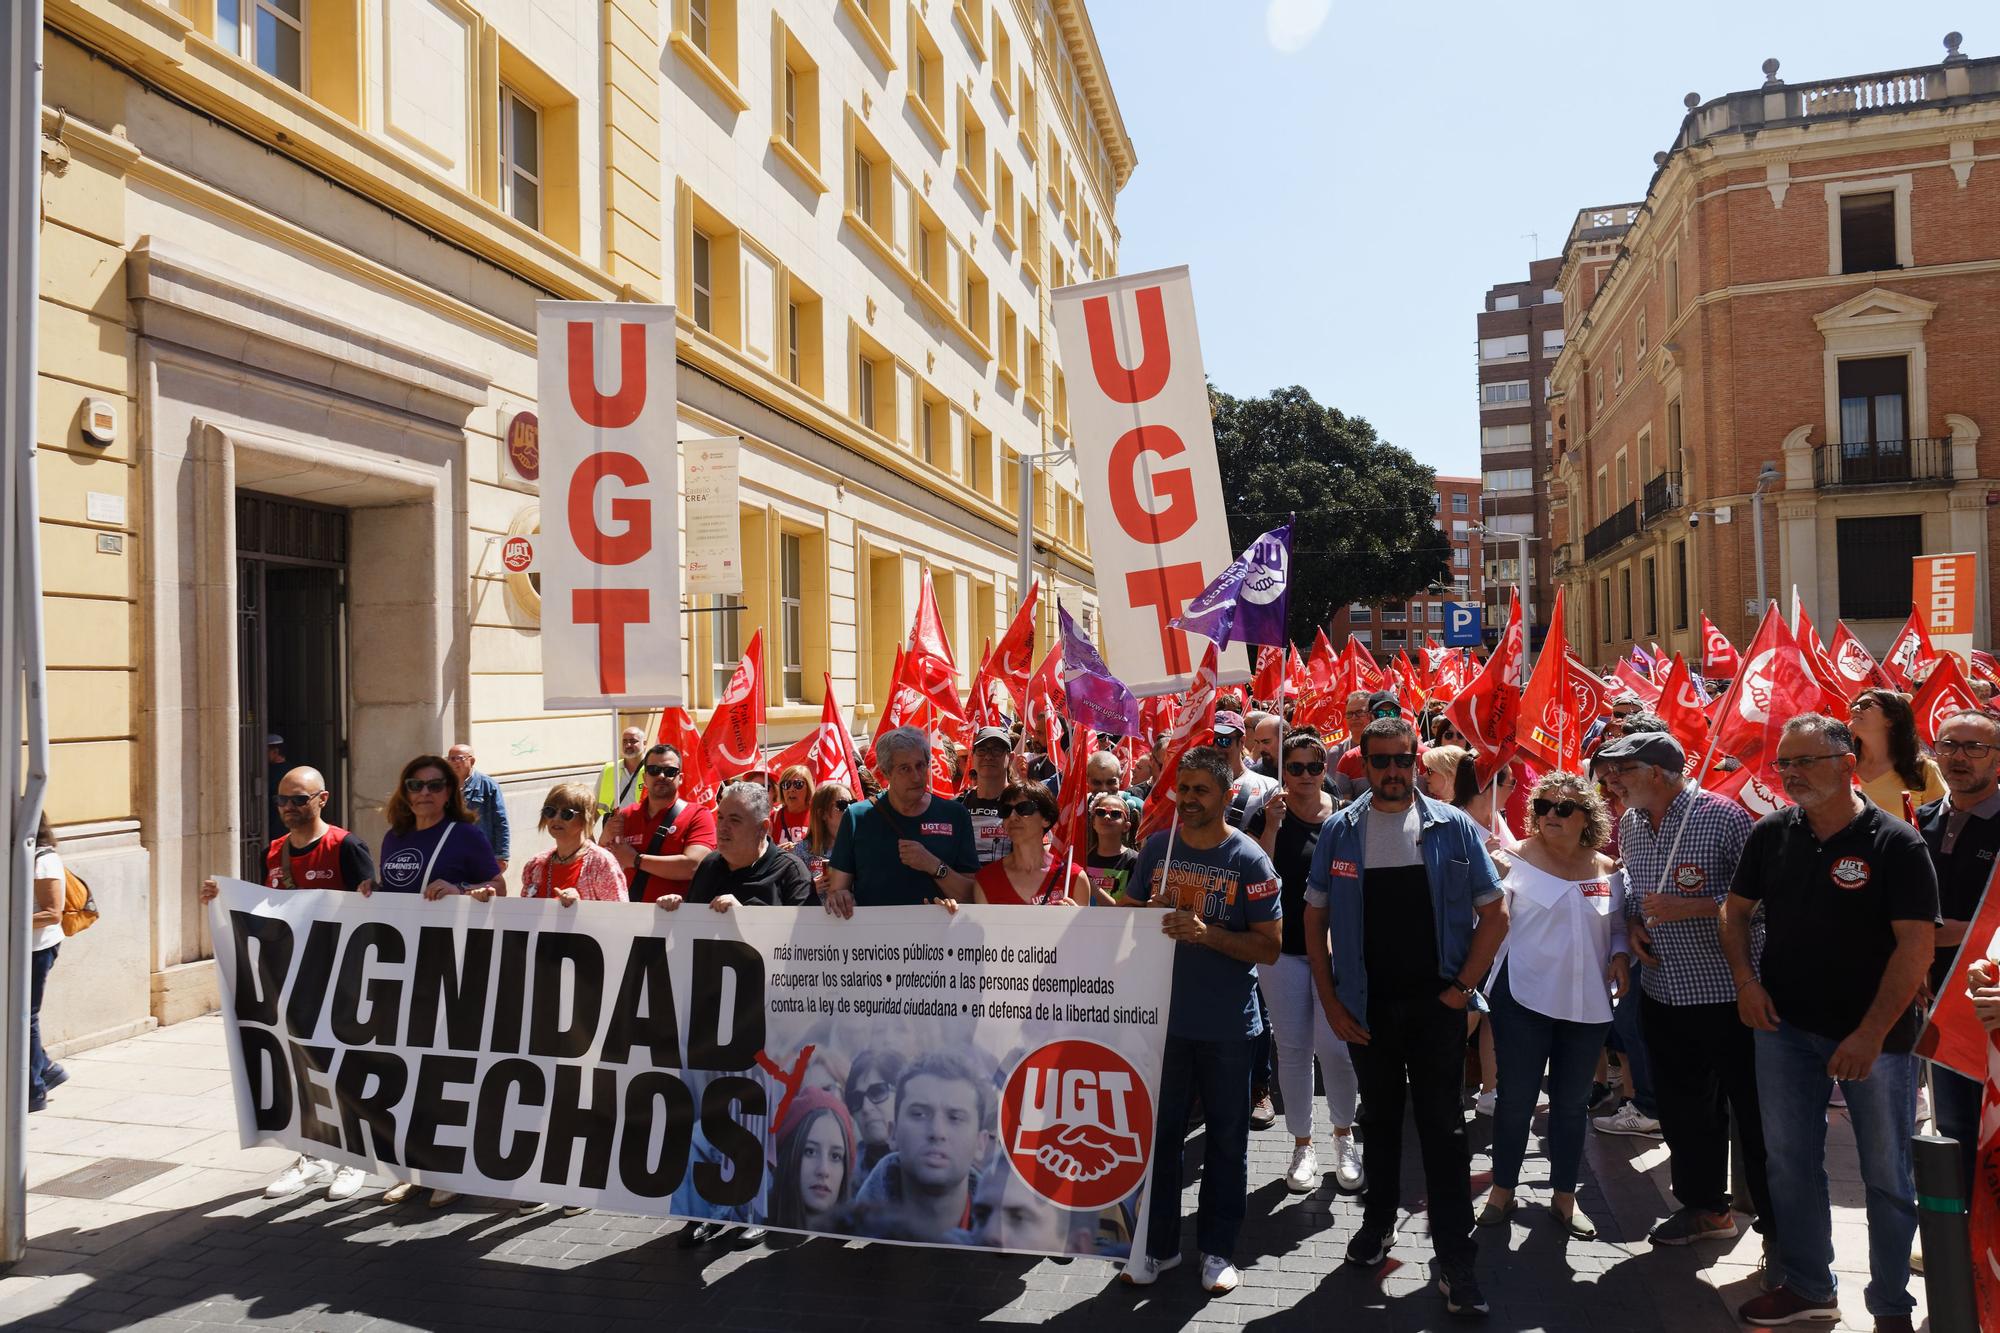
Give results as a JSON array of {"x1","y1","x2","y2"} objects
[
  {"x1": 932, "y1": 862, "x2": 949, "y2": 880},
  {"x1": 1449, "y1": 978, "x2": 1479, "y2": 999}
]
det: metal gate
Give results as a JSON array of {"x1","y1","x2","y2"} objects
[{"x1": 235, "y1": 493, "x2": 349, "y2": 877}]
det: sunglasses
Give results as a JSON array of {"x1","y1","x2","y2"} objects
[
  {"x1": 1850, "y1": 698, "x2": 1878, "y2": 713},
  {"x1": 834, "y1": 798, "x2": 854, "y2": 811},
  {"x1": 1532, "y1": 798, "x2": 1583, "y2": 818},
  {"x1": 1214, "y1": 733, "x2": 1239, "y2": 747},
  {"x1": 273, "y1": 793, "x2": 321, "y2": 808},
  {"x1": 1006, "y1": 801, "x2": 1045, "y2": 819},
  {"x1": 1286, "y1": 760, "x2": 1326, "y2": 776},
  {"x1": 847, "y1": 1080, "x2": 895, "y2": 1108},
  {"x1": 1366, "y1": 753, "x2": 1417, "y2": 770},
  {"x1": 1769, "y1": 753, "x2": 1848, "y2": 773},
  {"x1": 645, "y1": 764, "x2": 682, "y2": 779},
  {"x1": 541, "y1": 805, "x2": 584, "y2": 822},
  {"x1": 403, "y1": 777, "x2": 451, "y2": 794},
  {"x1": 780, "y1": 778, "x2": 809, "y2": 791},
  {"x1": 1093, "y1": 808, "x2": 1126, "y2": 820}
]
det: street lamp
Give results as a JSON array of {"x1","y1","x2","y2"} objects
[
  {"x1": 1472, "y1": 521, "x2": 1541, "y2": 661},
  {"x1": 1689, "y1": 461, "x2": 1781, "y2": 615},
  {"x1": 1016, "y1": 448, "x2": 1074, "y2": 597}
]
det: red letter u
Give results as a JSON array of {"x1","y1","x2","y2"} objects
[
  {"x1": 1083, "y1": 287, "x2": 1171, "y2": 404},
  {"x1": 568, "y1": 322, "x2": 647, "y2": 428}
]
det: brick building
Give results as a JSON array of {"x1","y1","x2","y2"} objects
[
  {"x1": 1325, "y1": 475, "x2": 1482, "y2": 661},
  {"x1": 1552, "y1": 36, "x2": 2000, "y2": 669},
  {"x1": 1476, "y1": 258, "x2": 1565, "y2": 648}
]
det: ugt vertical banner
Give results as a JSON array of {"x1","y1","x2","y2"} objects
[
  {"x1": 1915, "y1": 551, "x2": 1978, "y2": 664},
  {"x1": 537, "y1": 302, "x2": 683, "y2": 710},
  {"x1": 1050, "y1": 268, "x2": 1250, "y2": 696}
]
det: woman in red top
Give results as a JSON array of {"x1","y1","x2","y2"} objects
[
  {"x1": 970, "y1": 782, "x2": 1087, "y2": 907},
  {"x1": 519, "y1": 781, "x2": 626, "y2": 904},
  {"x1": 770, "y1": 765, "x2": 815, "y2": 852}
]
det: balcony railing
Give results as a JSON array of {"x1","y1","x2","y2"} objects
[
  {"x1": 1582, "y1": 501, "x2": 1639, "y2": 560},
  {"x1": 1641, "y1": 471, "x2": 1683, "y2": 525},
  {"x1": 1812, "y1": 437, "x2": 1952, "y2": 488}
]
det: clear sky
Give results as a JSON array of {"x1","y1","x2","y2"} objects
[{"x1": 1087, "y1": 0, "x2": 1971, "y2": 480}]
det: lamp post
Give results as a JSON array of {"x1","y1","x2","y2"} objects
[
  {"x1": 1473, "y1": 522, "x2": 1540, "y2": 665},
  {"x1": 1016, "y1": 448, "x2": 1074, "y2": 596}
]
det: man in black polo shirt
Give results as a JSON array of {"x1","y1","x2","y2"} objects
[
  {"x1": 1916, "y1": 706, "x2": 2000, "y2": 1202},
  {"x1": 1722, "y1": 714, "x2": 1936, "y2": 1331}
]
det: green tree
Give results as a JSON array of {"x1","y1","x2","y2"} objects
[{"x1": 1210, "y1": 384, "x2": 1452, "y2": 644}]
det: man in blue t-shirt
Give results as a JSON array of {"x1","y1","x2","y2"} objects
[
  {"x1": 1121, "y1": 746, "x2": 1281, "y2": 1296},
  {"x1": 825, "y1": 726, "x2": 978, "y2": 913}
]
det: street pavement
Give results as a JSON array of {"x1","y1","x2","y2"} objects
[{"x1": 0, "y1": 1016, "x2": 1930, "y2": 1331}]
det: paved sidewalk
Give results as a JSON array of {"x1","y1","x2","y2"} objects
[{"x1": 0, "y1": 1017, "x2": 1930, "y2": 1331}]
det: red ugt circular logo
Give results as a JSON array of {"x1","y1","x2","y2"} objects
[{"x1": 999, "y1": 1040, "x2": 1153, "y2": 1212}]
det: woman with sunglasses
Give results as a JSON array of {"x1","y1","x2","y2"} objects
[
  {"x1": 770, "y1": 765, "x2": 816, "y2": 853},
  {"x1": 518, "y1": 781, "x2": 626, "y2": 904},
  {"x1": 797, "y1": 781, "x2": 854, "y2": 900},
  {"x1": 1084, "y1": 793, "x2": 1140, "y2": 904},
  {"x1": 844, "y1": 1048, "x2": 906, "y2": 1178},
  {"x1": 1250, "y1": 732, "x2": 1363, "y2": 1195},
  {"x1": 1850, "y1": 688, "x2": 1945, "y2": 820},
  {"x1": 1478, "y1": 773, "x2": 1630, "y2": 1240},
  {"x1": 970, "y1": 782, "x2": 1088, "y2": 906}
]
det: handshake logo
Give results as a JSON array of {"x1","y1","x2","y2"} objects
[{"x1": 1000, "y1": 1039, "x2": 1153, "y2": 1212}]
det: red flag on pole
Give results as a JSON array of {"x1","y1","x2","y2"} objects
[
  {"x1": 1701, "y1": 613, "x2": 1742, "y2": 677},
  {"x1": 1654, "y1": 653, "x2": 1714, "y2": 779},
  {"x1": 1444, "y1": 594, "x2": 1524, "y2": 782},
  {"x1": 1516, "y1": 589, "x2": 1596, "y2": 775},
  {"x1": 1344, "y1": 635, "x2": 1386, "y2": 692},
  {"x1": 1306, "y1": 630, "x2": 1336, "y2": 692},
  {"x1": 1250, "y1": 645, "x2": 1284, "y2": 703},
  {"x1": 769, "y1": 675, "x2": 866, "y2": 794},
  {"x1": 1791, "y1": 601, "x2": 1850, "y2": 719},
  {"x1": 991, "y1": 579, "x2": 1042, "y2": 712},
  {"x1": 656, "y1": 705, "x2": 717, "y2": 807},
  {"x1": 700, "y1": 630, "x2": 767, "y2": 781},
  {"x1": 1882, "y1": 608, "x2": 1937, "y2": 689},
  {"x1": 1023, "y1": 644, "x2": 1064, "y2": 740},
  {"x1": 1036, "y1": 731, "x2": 1096, "y2": 904},
  {"x1": 1708, "y1": 605, "x2": 1824, "y2": 779},
  {"x1": 905, "y1": 570, "x2": 966, "y2": 720},
  {"x1": 1828, "y1": 620, "x2": 1895, "y2": 699},
  {"x1": 966, "y1": 639, "x2": 1008, "y2": 731},
  {"x1": 1613, "y1": 658, "x2": 1662, "y2": 706},
  {"x1": 1137, "y1": 646, "x2": 1220, "y2": 846},
  {"x1": 1910, "y1": 652, "x2": 1981, "y2": 746},
  {"x1": 1283, "y1": 645, "x2": 1306, "y2": 699}
]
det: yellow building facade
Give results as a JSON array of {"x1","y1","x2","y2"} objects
[{"x1": 33, "y1": 0, "x2": 1129, "y2": 1052}]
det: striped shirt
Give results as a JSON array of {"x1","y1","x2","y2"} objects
[{"x1": 1619, "y1": 785, "x2": 1755, "y2": 1006}]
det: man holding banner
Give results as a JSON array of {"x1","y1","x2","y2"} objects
[{"x1": 824, "y1": 727, "x2": 978, "y2": 913}]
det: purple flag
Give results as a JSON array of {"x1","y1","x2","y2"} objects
[
  {"x1": 1169, "y1": 520, "x2": 1294, "y2": 649},
  {"x1": 1058, "y1": 604, "x2": 1142, "y2": 738}
]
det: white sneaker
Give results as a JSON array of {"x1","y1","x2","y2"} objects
[
  {"x1": 1200, "y1": 1254, "x2": 1240, "y2": 1293},
  {"x1": 1284, "y1": 1143, "x2": 1319, "y2": 1193},
  {"x1": 1120, "y1": 1252, "x2": 1183, "y2": 1285},
  {"x1": 1916, "y1": 1082, "x2": 1933, "y2": 1132},
  {"x1": 326, "y1": 1165, "x2": 366, "y2": 1201},
  {"x1": 1591, "y1": 1101, "x2": 1662, "y2": 1138},
  {"x1": 264, "y1": 1155, "x2": 333, "y2": 1199},
  {"x1": 1332, "y1": 1134, "x2": 1366, "y2": 1192},
  {"x1": 1474, "y1": 1089, "x2": 1496, "y2": 1117}
]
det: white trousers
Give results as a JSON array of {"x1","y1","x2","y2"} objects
[{"x1": 1257, "y1": 951, "x2": 1359, "y2": 1139}]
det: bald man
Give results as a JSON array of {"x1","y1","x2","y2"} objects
[
  {"x1": 598, "y1": 725, "x2": 651, "y2": 814},
  {"x1": 205, "y1": 767, "x2": 374, "y2": 899}
]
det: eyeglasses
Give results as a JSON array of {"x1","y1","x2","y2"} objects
[
  {"x1": 1006, "y1": 801, "x2": 1045, "y2": 818},
  {"x1": 1532, "y1": 798, "x2": 1583, "y2": 818},
  {"x1": 403, "y1": 777, "x2": 451, "y2": 794},
  {"x1": 1093, "y1": 808, "x2": 1126, "y2": 821},
  {"x1": 1850, "y1": 697, "x2": 1879, "y2": 713},
  {"x1": 1286, "y1": 760, "x2": 1327, "y2": 777},
  {"x1": 1935, "y1": 739, "x2": 1998, "y2": 758},
  {"x1": 541, "y1": 805, "x2": 584, "y2": 822},
  {"x1": 1769, "y1": 753, "x2": 1849, "y2": 773},
  {"x1": 645, "y1": 764, "x2": 681, "y2": 779},
  {"x1": 273, "y1": 793, "x2": 321, "y2": 808},
  {"x1": 779, "y1": 778, "x2": 809, "y2": 791},
  {"x1": 1367, "y1": 753, "x2": 1417, "y2": 770},
  {"x1": 847, "y1": 1080, "x2": 895, "y2": 1108}
]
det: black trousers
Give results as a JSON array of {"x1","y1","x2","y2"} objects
[
  {"x1": 1642, "y1": 995, "x2": 1771, "y2": 1225},
  {"x1": 1350, "y1": 993, "x2": 1476, "y2": 1264}
]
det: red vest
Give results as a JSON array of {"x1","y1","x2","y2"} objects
[{"x1": 265, "y1": 827, "x2": 356, "y2": 890}]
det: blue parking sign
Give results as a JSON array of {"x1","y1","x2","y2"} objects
[{"x1": 1443, "y1": 602, "x2": 1483, "y2": 646}]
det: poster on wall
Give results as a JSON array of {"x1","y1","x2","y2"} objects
[
  {"x1": 208, "y1": 881, "x2": 1171, "y2": 1260},
  {"x1": 1048, "y1": 267, "x2": 1251, "y2": 696},
  {"x1": 536, "y1": 302, "x2": 683, "y2": 709},
  {"x1": 1915, "y1": 552, "x2": 1979, "y2": 664},
  {"x1": 683, "y1": 437, "x2": 743, "y2": 597}
]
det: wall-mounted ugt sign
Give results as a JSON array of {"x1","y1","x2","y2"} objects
[
  {"x1": 1050, "y1": 269, "x2": 1250, "y2": 696},
  {"x1": 537, "y1": 302, "x2": 683, "y2": 710}
]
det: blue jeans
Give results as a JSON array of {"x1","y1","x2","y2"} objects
[
  {"x1": 29, "y1": 944, "x2": 59, "y2": 1101},
  {"x1": 1756, "y1": 1022, "x2": 1918, "y2": 1317},
  {"x1": 1489, "y1": 967, "x2": 1610, "y2": 1194},
  {"x1": 1146, "y1": 1033, "x2": 1252, "y2": 1260},
  {"x1": 1930, "y1": 1063, "x2": 1982, "y2": 1202},
  {"x1": 1610, "y1": 960, "x2": 1656, "y2": 1117}
]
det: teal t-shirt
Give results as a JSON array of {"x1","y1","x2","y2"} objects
[
  {"x1": 1131, "y1": 828, "x2": 1283, "y2": 1041},
  {"x1": 829, "y1": 795, "x2": 980, "y2": 906}
]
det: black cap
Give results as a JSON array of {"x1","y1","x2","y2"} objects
[
  {"x1": 972, "y1": 726, "x2": 1013, "y2": 749},
  {"x1": 1366, "y1": 691, "x2": 1401, "y2": 718},
  {"x1": 1592, "y1": 731, "x2": 1685, "y2": 772}
]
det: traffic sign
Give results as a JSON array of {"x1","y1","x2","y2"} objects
[{"x1": 1444, "y1": 602, "x2": 1483, "y2": 647}]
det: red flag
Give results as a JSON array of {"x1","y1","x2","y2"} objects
[
  {"x1": 1516, "y1": 589, "x2": 1596, "y2": 775},
  {"x1": 1701, "y1": 613, "x2": 1742, "y2": 677},
  {"x1": 1791, "y1": 601, "x2": 1850, "y2": 719},
  {"x1": 1709, "y1": 760, "x2": 1792, "y2": 819},
  {"x1": 967, "y1": 639, "x2": 1009, "y2": 731},
  {"x1": 1655, "y1": 653, "x2": 1714, "y2": 778},
  {"x1": 1344, "y1": 635, "x2": 1386, "y2": 692},
  {"x1": 904, "y1": 570, "x2": 966, "y2": 720},
  {"x1": 1827, "y1": 619, "x2": 1895, "y2": 699},
  {"x1": 1445, "y1": 595, "x2": 1524, "y2": 781},
  {"x1": 1036, "y1": 729, "x2": 1097, "y2": 903},
  {"x1": 1250, "y1": 645, "x2": 1285, "y2": 702},
  {"x1": 656, "y1": 705, "x2": 718, "y2": 807},
  {"x1": 1911, "y1": 652, "x2": 1981, "y2": 746},
  {"x1": 873, "y1": 644, "x2": 912, "y2": 754},
  {"x1": 1023, "y1": 644, "x2": 1064, "y2": 740},
  {"x1": 1138, "y1": 693, "x2": 1177, "y2": 745},
  {"x1": 1882, "y1": 608, "x2": 1936, "y2": 689},
  {"x1": 769, "y1": 675, "x2": 866, "y2": 794},
  {"x1": 1708, "y1": 605, "x2": 1823, "y2": 779},
  {"x1": 1283, "y1": 645, "x2": 1306, "y2": 699},
  {"x1": 1972, "y1": 650, "x2": 2000, "y2": 692},
  {"x1": 1305, "y1": 630, "x2": 1336, "y2": 692},
  {"x1": 700, "y1": 630, "x2": 767, "y2": 782},
  {"x1": 1137, "y1": 646, "x2": 1220, "y2": 846},
  {"x1": 991, "y1": 579, "x2": 1042, "y2": 712},
  {"x1": 1613, "y1": 658, "x2": 1662, "y2": 706}
]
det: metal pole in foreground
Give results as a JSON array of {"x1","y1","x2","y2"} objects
[{"x1": 1912, "y1": 1133, "x2": 1978, "y2": 1332}]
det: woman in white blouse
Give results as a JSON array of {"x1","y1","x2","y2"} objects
[{"x1": 1476, "y1": 773, "x2": 1630, "y2": 1240}]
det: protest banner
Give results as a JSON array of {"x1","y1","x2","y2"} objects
[
  {"x1": 683, "y1": 437, "x2": 744, "y2": 597},
  {"x1": 209, "y1": 881, "x2": 1171, "y2": 1261},
  {"x1": 1049, "y1": 267, "x2": 1250, "y2": 695},
  {"x1": 1915, "y1": 551, "x2": 1979, "y2": 663},
  {"x1": 537, "y1": 301, "x2": 683, "y2": 709}
]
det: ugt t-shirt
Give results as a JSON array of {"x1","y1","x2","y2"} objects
[
  {"x1": 960, "y1": 790, "x2": 1013, "y2": 865},
  {"x1": 376, "y1": 820, "x2": 501, "y2": 894},
  {"x1": 829, "y1": 795, "x2": 979, "y2": 906},
  {"x1": 1130, "y1": 828, "x2": 1282, "y2": 1042}
]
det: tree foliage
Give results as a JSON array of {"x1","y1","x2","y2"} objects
[{"x1": 1210, "y1": 384, "x2": 1452, "y2": 644}]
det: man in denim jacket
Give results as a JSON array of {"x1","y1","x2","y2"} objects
[{"x1": 1303, "y1": 716, "x2": 1507, "y2": 1318}]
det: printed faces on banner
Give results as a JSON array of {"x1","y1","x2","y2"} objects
[
  {"x1": 537, "y1": 302, "x2": 683, "y2": 710},
  {"x1": 1049, "y1": 268, "x2": 1250, "y2": 695}
]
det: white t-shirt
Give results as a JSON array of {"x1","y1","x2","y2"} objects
[
  {"x1": 1490, "y1": 858, "x2": 1629, "y2": 1024},
  {"x1": 32, "y1": 848, "x2": 65, "y2": 952}
]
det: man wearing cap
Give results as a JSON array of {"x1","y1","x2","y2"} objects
[
  {"x1": 961, "y1": 726, "x2": 1016, "y2": 867},
  {"x1": 1216, "y1": 711, "x2": 1280, "y2": 830},
  {"x1": 1333, "y1": 693, "x2": 1412, "y2": 798},
  {"x1": 1596, "y1": 729, "x2": 1767, "y2": 1250}
]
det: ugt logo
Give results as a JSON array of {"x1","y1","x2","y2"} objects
[{"x1": 1000, "y1": 1040, "x2": 1153, "y2": 1211}]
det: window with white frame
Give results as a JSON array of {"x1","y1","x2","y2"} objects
[
  {"x1": 1480, "y1": 334, "x2": 1529, "y2": 361},
  {"x1": 1483, "y1": 467, "x2": 1533, "y2": 493},
  {"x1": 690, "y1": 229, "x2": 714, "y2": 331},
  {"x1": 218, "y1": 0, "x2": 305, "y2": 88},
  {"x1": 710, "y1": 593, "x2": 742, "y2": 698},
  {"x1": 1481, "y1": 380, "x2": 1529, "y2": 406},
  {"x1": 1492, "y1": 294, "x2": 1520, "y2": 311},
  {"x1": 1482, "y1": 422, "x2": 1531, "y2": 452},
  {"x1": 1542, "y1": 329, "x2": 1564, "y2": 358},
  {"x1": 781, "y1": 533, "x2": 805, "y2": 701},
  {"x1": 1451, "y1": 493, "x2": 1469, "y2": 514},
  {"x1": 500, "y1": 87, "x2": 542, "y2": 229}
]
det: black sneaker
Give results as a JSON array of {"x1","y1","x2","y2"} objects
[
  {"x1": 1438, "y1": 1259, "x2": 1489, "y2": 1318},
  {"x1": 1647, "y1": 1207, "x2": 1739, "y2": 1246},
  {"x1": 1346, "y1": 1221, "x2": 1399, "y2": 1266},
  {"x1": 677, "y1": 1221, "x2": 727, "y2": 1248},
  {"x1": 43, "y1": 1064, "x2": 68, "y2": 1091}
]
